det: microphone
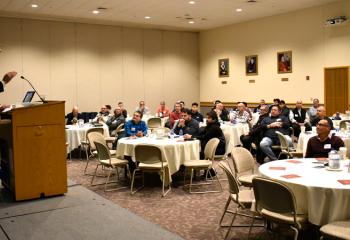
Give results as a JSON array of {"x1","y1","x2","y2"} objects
[{"x1": 20, "y1": 76, "x2": 47, "y2": 103}]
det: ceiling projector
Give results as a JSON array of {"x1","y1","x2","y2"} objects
[{"x1": 325, "y1": 16, "x2": 348, "y2": 26}]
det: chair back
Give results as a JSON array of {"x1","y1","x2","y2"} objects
[
  {"x1": 339, "y1": 120, "x2": 350, "y2": 130},
  {"x1": 276, "y1": 131, "x2": 289, "y2": 151},
  {"x1": 219, "y1": 161, "x2": 240, "y2": 195},
  {"x1": 87, "y1": 130, "x2": 105, "y2": 150},
  {"x1": 147, "y1": 117, "x2": 162, "y2": 129},
  {"x1": 252, "y1": 177, "x2": 297, "y2": 215},
  {"x1": 231, "y1": 147, "x2": 255, "y2": 174},
  {"x1": 94, "y1": 140, "x2": 112, "y2": 164},
  {"x1": 204, "y1": 138, "x2": 220, "y2": 160},
  {"x1": 223, "y1": 131, "x2": 232, "y2": 156},
  {"x1": 135, "y1": 144, "x2": 164, "y2": 166}
]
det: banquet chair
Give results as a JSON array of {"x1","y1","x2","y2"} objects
[
  {"x1": 147, "y1": 117, "x2": 162, "y2": 130},
  {"x1": 252, "y1": 177, "x2": 308, "y2": 240},
  {"x1": 218, "y1": 161, "x2": 263, "y2": 240},
  {"x1": 276, "y1": 131, "x2": 303, "y2": 159},
  {"x1": 84, "y1": 131, "x2": 116, "y2": 175},
  {"x1": 131, "y1": 144, "x2": 171, "y2": 197},
  {"x1": 231, "y1": 147, "x2": 257, "y2": 188},
  {"x1": 339, "y1": 120, "x2": 350, "y2": 130},
  {"x1": 91, "y1": 140, "x2": 129, "y2": 192},
  {"x1": 320, "y1": 220, "x2": 350, "y2": 239},
  {"x1": 183, "y1": 138, "x2": 223, "y2": 194},
  {"x1": 81, "y1": 127, "x2": 104, "y2": 160},
  {"x1": 215, "y1": 131, "x2": 232, "y2": 160}
]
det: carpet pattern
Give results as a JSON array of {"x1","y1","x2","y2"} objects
[{"x1": 67, "y1": 157, "x2": 313, "y2": 240}]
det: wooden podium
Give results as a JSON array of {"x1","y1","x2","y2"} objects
[{"x1": 0, "y1": 101, "x2": 67, "y2": 201}]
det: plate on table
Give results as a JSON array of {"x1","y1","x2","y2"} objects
[{"x1": 325, "y1": 167, "x2": 343, "y2": 172}]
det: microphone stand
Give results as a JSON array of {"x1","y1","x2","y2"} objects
[{"x1": 20, "y1": 76, "x2": 47, "y2": 103}]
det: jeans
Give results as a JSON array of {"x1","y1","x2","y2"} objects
[{"x1": 260, "y1": 136, "x2": 293, "y2": 161}]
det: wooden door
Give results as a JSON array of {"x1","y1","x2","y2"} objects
[{"x1": 324, "y1": 67, "x2": 349, "y2": 116}]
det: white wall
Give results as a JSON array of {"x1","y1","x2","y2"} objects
[
  {"x1": 0, "y1": 17, "x2": 199, "y2": 114},
  {"x1": 199, "y1": 0, "x2": 350, "y2": 104}
]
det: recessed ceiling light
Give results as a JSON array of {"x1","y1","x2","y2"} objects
[
  {"x1": 236, "y1": 8, "x2": 243, "y2": 12},
  {"x1": 188, "y1": 21, "x2": 195, "y2": 24},
  {"x1": 189, "y1": 1, "x2": 195, "y2": 4},
  {"x1": 31, "y1": 4, "x2": 38, "y2": 8},
  {"x1": 144, "y1": 16, "x2": 151, "y2": 19},
  {"x1": 92, "y1": 10, "x2": 100, "y2": 14}
]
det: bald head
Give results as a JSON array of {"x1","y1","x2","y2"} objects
[
  {"x1": 317, "y1": 106, "x2": 326, "y2": 118},
  {"x1": 296, "y1": 100, "x2": 302, "y2": 109},
  {"x1": 237, "y1": 102, "x2": 245, "y2": 112}
]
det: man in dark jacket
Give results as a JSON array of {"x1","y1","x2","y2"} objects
[
  {"x1": 260, "y1": 105, "x2": 292, "y2": 161},
  {"x1": 106, "y1": 106, "x2": 125, "y2": 136},
  {"x1": 240, "y1": 104, "x2": 269, "y2": 163},
  {"x1": 174, "y1": 108, "x2": 199, "y2": 136},
  {"x1": 191, "y1": 102, "x2": 203, "y2": 123},
  {"x1": 66, "y1": 106, "x2": 83, "y2": 125},
  {"x1": 291, "y1": 100, "x2": 310, "y2": 138}
]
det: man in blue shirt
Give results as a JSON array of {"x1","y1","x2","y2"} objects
[{"x1": 125, "y1": 110, "x2": 148, "y2": 138}]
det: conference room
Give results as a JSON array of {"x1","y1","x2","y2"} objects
[{"x1": 0, "y1": 0, "x2": 350, "y2": 239}]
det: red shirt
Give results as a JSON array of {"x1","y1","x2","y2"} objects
[
  {"x1": 170, "y1": 111, "x2": 182, "y2": 128},
  {"x1": 156, "y1": 107, "x2": 170, "y2": 118}
]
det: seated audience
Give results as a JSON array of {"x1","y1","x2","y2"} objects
[
  {"x1": 291, "y1": 100, "x2": 311, "y2": 137},
  {"x1": 308, "y1": 98, "x2": 320, "y2": 123},
  {"x1": 135, "y1": 100, "x2": 150, "y2": 115},
  {"x1": 125, "y1": 111, "x2": 148, "y2": 138},
  {"x1": 213, "y1": 102, "x2": 229, "y2": 121},
  {"x1": 269, "y1": 98, "x2": 281, "y2": 111},
  {"x1": 156, "y1": 101, "x2": 170, "y2": 118},
  {"x1": 93, "y1": 105, "x2": 111, "y2": 123},
  {"x1": 254, "y1": 99, "x2": 266, "y2": 113},
  {"x1": 174, "y1": 108, "x2": 199, "y2": 136},
  {"x1": 279, "y1": 100, "x2": 291, "y2": 120},
  {"x1": 305, "y1": 119, "x2": 344, "y2": 158},
  {"x1": 311, "y1": 106, "x2": 333, "y2": 129},
  {"x1": 118, "y1": 101, "x2": 128, "y2": 118},
  {"x1": 242, "y1": 101, "x2": 253, "y2": 121},
  {"x1": 191, "y1": 102, "x2": 203, "y2": 123},
  {"x1": 240, "y1": 104, "x2": 269, "y2": 163},
  {"x1": 66, "y1": 106, "x2": 83, "y2": 125},
  {"x1": 189, "y1": 111, "x2": 226, "y2": 159},
  {"x1": 332, "y1": 112, "x2": 342, "y2": 120},
  {"x1": 230, "y1": 102, "x2": 250, "y2": 123},
  {"x1": 260, "y1": 105, "x2": 292, "y2": 161},
  {"x1": 106, "y1": 106, "x2": 125, "y2": 136},
  {"x1": 169, "y1": 102, "x2": 182, "y2": 128}
]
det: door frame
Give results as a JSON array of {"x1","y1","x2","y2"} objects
[{"x1": 324, "y1": 66, "x2": 349, "y2": 114}]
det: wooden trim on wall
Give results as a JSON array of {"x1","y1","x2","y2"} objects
[{"x1": 200, "y1": 101, "x2": 317, "y2": 109}]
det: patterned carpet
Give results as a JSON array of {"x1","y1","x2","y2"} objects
[{"x1": 67, "y1": 157, "x2": 316, "y2": 240}]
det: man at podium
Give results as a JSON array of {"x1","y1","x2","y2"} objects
[
  {"x1": 0, "y1": 71, "x2": 17, "y2": 112},
  {"x1": 0, "y1": 71, "x2": 17, "y2": 93},
  {"x1": 0, "y1": 71, "x2": 17, "y2": 179}
]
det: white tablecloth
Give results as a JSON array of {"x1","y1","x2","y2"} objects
[
  {"x1": 220, "y1": 123, "x2": 250, "y2": 151},
  {"x1": 65, "y1": 124, "x2": 109, "y2": 151},
  {"x1": 259, "y1": 158, "x2": 350, "y2": 225},
  {"x1": 117, "y1": 137, "x2": 200, "y2": 182}
]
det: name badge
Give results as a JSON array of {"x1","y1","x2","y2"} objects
[
  {"x1": 324, "y1": 144, "x2": 331, "y2": 149},
  {"x1": 276, "y1": 119, "x2": 281, "y2": 122},
  {"x1": 295, "y1": 114, "x2": 298, "y2": 117},
  {"x1": 131, "y1": 127, "x2": 136, "y2": 131}
]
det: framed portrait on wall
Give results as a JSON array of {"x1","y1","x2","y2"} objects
[
  {"x1": 277, "y1": 51, "x2": 292, "y2": 73},
  {"x1": 245, "y1": 55, "x2": 258, "y2": 75},
  {"x1": 218, "y1": 58, "x2": 229, "y2": 77}
]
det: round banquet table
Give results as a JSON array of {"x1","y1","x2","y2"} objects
[
  {"x1": 220, "y1": 123, "x2": 250, "y2": 149},
  {"x1": 65, "y1": 123, "x2": 109, "y2": 151},
  {"x1": 117, "y1": 137, "x2": 200, "y2": 183},
  {"x1": 259, "y1": 158, "x2": 350, "y2": 225}
]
